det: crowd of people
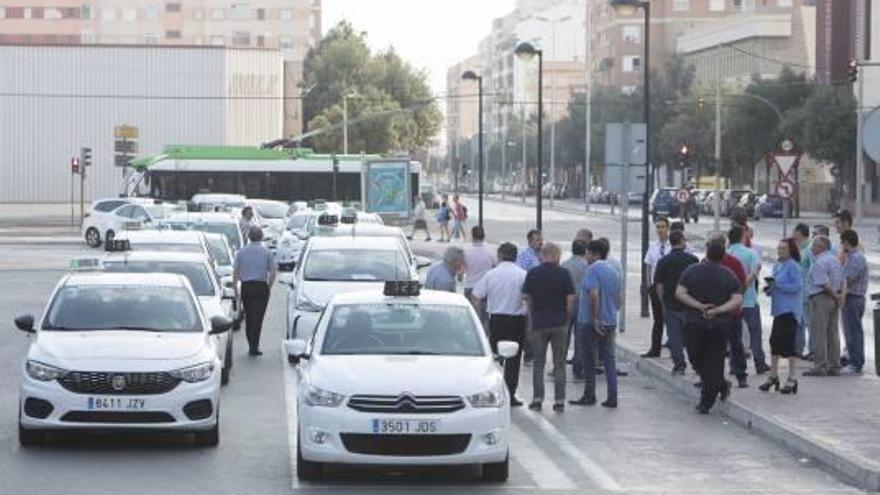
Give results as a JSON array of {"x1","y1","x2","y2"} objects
[{"x1": 421, "y1": 197, "x2": 871, "y2": 415}]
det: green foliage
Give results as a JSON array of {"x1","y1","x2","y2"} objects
[{"x1": 301, "y1": 21, "x2": 442, "y2": 154}]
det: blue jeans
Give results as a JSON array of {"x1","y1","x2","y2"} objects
[
  {"x1": 664, "y1": 310, "x2": 688, "y2": 371},
  {"x1": 582, "y1": 324, "x2": 617, "y2": 402},
  {"x1": 842, "y1": 295, "x2": 866, "y2": 370},
  {"x1": 742, "y1": 306, "x2": 767, "y2": 368}
]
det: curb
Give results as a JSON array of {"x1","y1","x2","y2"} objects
[{"x1": 615, "y1": 343, "x2": 880, "y2": 492}]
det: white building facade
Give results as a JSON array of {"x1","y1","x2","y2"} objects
[{"x1": 0, "y1": 44, "x2": 283, "y2": 202}]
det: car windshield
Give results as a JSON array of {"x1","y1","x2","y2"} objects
[
  {"x1": 131, "y1": 242, "x2": 201, "y2": 254},
  {"x1": 205, "y1": 237, "x2": 232, "y2": 266},
  {"x1": 167, "y1": 222, "x2": 240, "y2": 250},
  {"x1": 303, "y1": 249, "x2": 410, "y2": 281},
  {"x1": 146, "y1": 204, "x2": 183, "y2": 219},
  {"x1": 254, "y1": 202, "x2": 289, "y2": 219},
  {"x1": 43, "y1": 285, "x2": 201, "y2": 332},
  {"x1": 287, "y1": 215, "x2": 309, "y2": 230},
  {"x1": 103, "y1": 261, "x2": 215, "y2": 296},
  {"x1": 321, "y1": 304, "x2": 484, "y2": 356}
]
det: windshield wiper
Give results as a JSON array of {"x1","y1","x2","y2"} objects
[
  {"x1": 103, "y1": 326, "x2": 168, "y2": 332},
  {"x1": 385, "y1": 350, "x2": 441, "y2": 356}
]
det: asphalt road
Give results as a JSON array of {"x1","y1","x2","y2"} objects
[{"x1": 0, "y1": 210, "x2": 863, "y2": 494}]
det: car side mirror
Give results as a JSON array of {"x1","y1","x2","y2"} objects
[
  {"x1": 14, "y1": 314, "x2": 35, "y2": 333},
  {"x1": 222, "y1": 287, "x2": 235, "y2": 300},
  {"x1": 209, "y1": 316, "x2": 233, "y2": 334},
  {"x1": 284, "y1": 338, "x2": 309, "y2": 360},
  {"x1": 496, "y1": 340, "x2": 519, "y2": 360},
  {"x1": 415, "y1": 255, "x2": 433, "y2": 270}
]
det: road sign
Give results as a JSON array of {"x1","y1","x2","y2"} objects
[
  {"x1": 781, "y1": 139, "x2": 794, "y2": 152},
  {"x1": 864, "y1": 108, "x2": 880, "y2": 163},
  {"x1": 114, "y1": 125, "x2": 139, "y2": 139},
  {"x1": 773, "y1": 153, "x2": 800, "y2": 178},
  {"x1": 675, "y1": 188, "x2": 691, "y2": 203},
  {"x1": 776, "y1": 179, "x2": 795, "y2": 199},
  {"x1": 114, "y1": 140, "x2": 138, "y2": 154}
]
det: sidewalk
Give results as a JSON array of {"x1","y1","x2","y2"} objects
[{"x1": 413, "y1": 238, "x2": 880, "y2": 492}]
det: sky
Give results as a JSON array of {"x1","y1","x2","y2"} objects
[{"x1": 322, "y1": 0, "x2": 517, "y2": 96}]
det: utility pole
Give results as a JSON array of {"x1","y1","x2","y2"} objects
[
  {"x1": 855, "y1": 60, "x2": 865, "y2": 226},
  {"x1": 521, "y1": 103, "x2": 527, "y2": 203},
  {"x1": 713, "y1": 44, "x2": 723, "y2": 232},
  {"x1": 585, "y1": 1, "x2": 593, "y2": 212},
  {"x1": 549, "y1": 81, "x2": 556, "y2": 208}
]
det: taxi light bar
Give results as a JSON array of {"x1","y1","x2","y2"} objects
[
  {"x1": 384, "y1": 280, "x2": 420, "y2": 297},
  {"x1": 317, "y1": 214, "x2": 339, "y2": 226},
  {"x1": 340, "y1": 214, "x2": 357, "y2": 224},
  {"x1": 104, "y1": 239, "x2": 131, "y2": 252},
  {"x1": 69, "y1": 257, "x2": 104, "y2": 271}
]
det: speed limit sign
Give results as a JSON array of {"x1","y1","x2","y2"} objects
[
  {"x1": 675, "y1": 188, "x2": 691, "y2": 203},
  {"x1": 775, "y1": 179, "x2": 795, "y2": 199}
]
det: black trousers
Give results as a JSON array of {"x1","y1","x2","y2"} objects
[
  {"x1": 648, "y1": 285, "x2": 665, "y2": 352},
  {"x1": 488, "y1": 314, "x2": 526, "y2": 399},
  {"x1": 241, "y1": 281, "x2": 270, "y2": 353},
  {"x1": 685, "y1": 317, "x2": 729, "y2": 410}
]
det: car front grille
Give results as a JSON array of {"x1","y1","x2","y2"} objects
[
  {"x1": 340, "y1": 433, "x2": 471, "y2": 456},
  {"x1": 347, "y1": 394, "x2": 465, "y2": 414},
  {"x1": 60, "y1": 411, "x2": 176, "y2": 424},
  {"x1": 58, "y1": 372, "x2": 181, "y2": 395}
]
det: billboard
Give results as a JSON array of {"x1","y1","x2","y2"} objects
[{"x1": 362, "y1": 159, "x2": 412, "y2": 218}]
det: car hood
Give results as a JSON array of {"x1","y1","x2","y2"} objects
[
  {"x1": 34, "y1": 330, "x2": 207, "y2": 362},
  {"x1": 300, "y1": 281, "x2": 386, "y2": 305},
  {"x1": 307, "y1": 355, "x2": 499, "y2": 396}
]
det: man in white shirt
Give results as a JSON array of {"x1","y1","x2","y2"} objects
[
  {"x1": 408, "y1": 196, "x2": 432, "y2": 241},
  {"x1": 472, "y1": 242, "x2": 527, "y2": 407},
  {"x1": 464, "y1": 226, "x2": 496, "y2": 323},
  {"x1": 641, "y1": 216, "x2": 671, "y2": 358}
]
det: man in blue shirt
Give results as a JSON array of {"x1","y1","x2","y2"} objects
[
  {"x1": 804, "y1": 236, "x2": 844, "y2": 376},
  {"x1": 569, "y1": 240, "x2": 621, "y2": 409},
  {"x1": 841, "y1": 229, "x2": 868, "y2": 373},
  {"x1": 728, "y1": 226, "x2": 770, "y2": 375},
  {"x1": 516, "y1": 229, "x2": 543, "y2": 271},
  {"x1": 425, "y1": 246, "x2": 465, "y2": 293}
]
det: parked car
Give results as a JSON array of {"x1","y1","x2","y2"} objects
[
  {"x1": 737, "y1": 191, "x2": 760, "y2": 218},
  {"x1": 82, "y1": 198, "x2": 159, "y2": 247},
  {"x1": 754, "y1": 194, "x2": 786, "y2": 220},
  {"x1": 726, "y1": 189, "x2": 754, "y2": 217}
]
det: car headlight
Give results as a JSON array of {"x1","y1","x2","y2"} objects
[
  {"x1": 305, "y1": 384, "x2": 345, "y2": 407},
  {"x1": 26, "y1": 360, "x2": 68, "y2": 381},
  {"x1": 467, "y1": 383, "x2": 506, "y2": 408},
  {"x1": 169, "y1": 362, "x2": 214, "y2": 383},
  {"x1": 296, "y1": 293, "x2": 324, "y2": 312}
]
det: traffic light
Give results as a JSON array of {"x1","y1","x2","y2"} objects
[
  {"x1": 80, "y1": 147, "x2": 92, "y2": 168},
  {"x1": 697, "y1": 97, "x2": 706, "y2": 110},
  {"x1": 847, "y1": 59, "x2": 858, "y2": 83},
  {"x1": 680, "y1": 145, "x2": 690, "y2": 159}
]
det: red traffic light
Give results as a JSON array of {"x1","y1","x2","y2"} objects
[
  {"x1": 847, "y1": 59, "x2": 859, "y2": 82},
  {"x1": 680, "y1": 145, "x2": 689, "y2": 157}
]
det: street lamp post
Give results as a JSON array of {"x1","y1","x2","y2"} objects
[
  {"x1": 610, "y1": 0, "x2": 651, "y2": 317},
  {"x1": 515, "y1": 42, "x2": 544, "y2": 230},
  {"x1": 461, "y1": 70, "x2": 484, "y2": 228}
]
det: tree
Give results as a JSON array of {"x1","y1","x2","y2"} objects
[{"x1": 300, "y1": 21, "x2": 442, "y2": 154}]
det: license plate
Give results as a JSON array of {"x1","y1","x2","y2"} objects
[
  {"x1": 372, "y1": 418, "x2": 440, "y2": 434},
  {"x1": 86, "y1": 397, "x2": 146, "y2": 411}
]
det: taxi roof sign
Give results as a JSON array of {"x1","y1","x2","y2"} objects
[
  {"x1": 384, "y1": 280, "x2": 420, "y2": 297},
  {"x1": 317, "y1": 213, "x2": 339, "y2": 226},
  {"x1": 104, "y1": 239, "x2": 132, "y2": 252},
  {"x1": 69, "y1": 257, "x2": 104, "y2": 271}
]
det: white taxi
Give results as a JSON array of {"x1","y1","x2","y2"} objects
[
  {"x1": 285, "y1": 282, "x2": 517, "y2": 482},
  {"x1": 15, "y1": 272, "x2": 231, "y2": 447}
]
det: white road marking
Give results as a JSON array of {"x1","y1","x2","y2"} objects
[
  {"x1": 509, "y1": 422, "x2": 577, "y2": 490},
  {"x1": 516, "y1": 410, "x2": 622, "y2": 492},
  {"x1": 281, "y1": 347, "x2": 300, "y2": 489}
]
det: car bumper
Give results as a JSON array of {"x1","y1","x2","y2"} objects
[
  {"x1": 298, "y1": 404, "x2": 509, "y2": 465},
  {"x1": 19, "y1": 373, "x2": 220, "y2": 432}
]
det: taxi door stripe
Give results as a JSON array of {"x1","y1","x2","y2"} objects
[{"x1": 509, "y1": 422, "x2": 577, "y2": 490}]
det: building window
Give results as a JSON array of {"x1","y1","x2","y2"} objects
[
  {"x1": 44, "y1": 7, "x2": 63, "y2": 19},
  {"x1": 279, "y1": 36, "x2": 293, "y2": 49},
  {"x1": 280, "y1": 9, "x2": 293, "y2": 20},
  {"x1": 710, "y1": 0, "x2": 725, "y2": 11},
  {"x1": 673, "y1": 0, "x2": 690, "y2": 11},
  {"x1": 23, "y1": 7, "x2": 33, "y2": 19},
  {"x1": 211, "y1": 8, "x2": 225, "y2": 20},
  {"x1": 166, "y1": 30, "x2": 181, "y2": 39},
  {"x1": 623, "y1": 55, "x2": 642, "y2": 72},
  {"x1": 193, "y1": 8, "x2": 203, "y2": 20},
  {"x1": 145, "y1": 33, "x2": 159, "y2": 44},
  {"x1": 256, "y1": 8, "x2": 265, "y2": 20},
  {"x1": 777, "y1": 0, "x2": 792, "y2": 6},
  {"x1": 231, "y1": 4, "x2": 252, "y2": 19},
  {"x1": 0, "y1": 7, "x2": 5, "y2": 19},
  {"x1": 210, "y1": 35, "x2": 225, "y2": 45},
  {"x1": 81, "y1": 30, "x2": 96, "y2": 44},
  {"x1": 733, "y1": 0, "x2": 755, "y2": 10},
  {"x1": 621, "y1": 85, "x2": 637, "y2": 95},
  {"x1": 146, "y1": 5, "x2": 160, "y2": 20},
  {"x1": 165, "y1": 2, "x2": 182, "y2": 13},
  {"x1": 122, "y1": 7, "x2": 137, "y2": 20},
  {"x1": 256, "y1": 34, "x2": 265, "y2": 47},
  {"x1": 622, "y1": 25, "x2": 641, "y2": 43},
  {"x1": 101, "y1": 7, "x2": 115, "y2": 20},
  {"x1": 232, "y1": 31, "x2": 251, "y2": 46},
  {"x1": 81, "y1": 5, "x2": 92, "y2": 19}
]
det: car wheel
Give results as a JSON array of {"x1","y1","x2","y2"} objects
[
  {"x1": 105, "y1": 230, "x2": 116, "y2": 243},
  {"x1": 18, "y1": 420, "x2": 45, "y2": 447},
  {"x1": 482, "y1": 453, "x2": 509, "y2": 482},
  {"x1": 193, "y1": 416, "x2": 219, "y2": 447},
  {"x1": 85, "y1": 227, "x2": 101, "y2": 247},
  {"x1": 297, "y1": 437, "x2": 324, "y2": 481}
]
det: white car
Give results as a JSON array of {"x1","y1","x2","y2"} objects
[
  {"x1": 82, "y1": 198, "x2": 158, "y2": 247},
  {"x1": 15, "y1": 272, "x2": 230, "y2": 446},
  {"x1": 249, "y1": 199, "x2": 290, "y2": 238},
  {"x1": 114, "y1": 230, "x2": 215, "y2": 265},
  {"x1": 285, "y1": 236, "x2": 418, "y2": 343},
  {"x1": 163, "y1": 212, "x2": 244, "y2": 253},
  {"x1": 285, "y1": 284, "x2": 517, "y2": 481},
  {"x1": 191, "y1": 193, "x2": 247, "y2": 212},
  {"x1": 100, "y1": 251, "x2": 237, "y2": 384}
]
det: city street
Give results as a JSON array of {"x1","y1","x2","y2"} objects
[{"x1": 0, "y1": 203, "x2": 864, "y2": 494}]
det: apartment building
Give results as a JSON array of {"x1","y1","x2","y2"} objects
[
  {"x1": 446, "y1": 55, "x2": 482, "y2": 160},
  {"x1": 0, "y1": 0, "x2": 321, "y2": 136}
]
